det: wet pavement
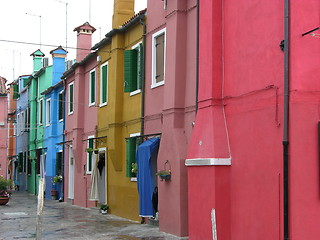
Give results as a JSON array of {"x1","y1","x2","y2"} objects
[{"x1": 0, "y1": 191, "x2": 185, "y2": 240}]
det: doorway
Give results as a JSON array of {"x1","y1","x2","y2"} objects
[
  {"x1": 97, "y1": 149, "x2": 107, "y2": 204},
  {"x1": 68, "y1": 145, "x2": 74, "y2": 199}
]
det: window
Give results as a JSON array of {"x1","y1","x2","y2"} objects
[
  {"x1": 68, "y1": 82, "x2": 74, "y2": 114},
  {"x1": 46, "y1": 99, "x2": 51, "y2": 126},
  {"x1": 89, "y1": 69, "x2": 96, "y2": 106},
  {"x1": 21, "y1": 111, "x2": 25, "y2": 133},
  {"x1": 58, "y1": 91, "x2": 64, "y2": 121},
  {"x1": 126, "y1": 133, "x2": 141, "y2": 178},
  {"x1": 124, "y1": 42, "x2": 143, "y2": 94},
  {"x1": 56, "y1": 151, "x2": 63, "y2": 175},
  {"x1": 87, "y1": 136, "x2": 94, "y2": 173},
  {"x1": 152, "y1": 28, "x2": 166, "y2": 88},
  {"x1": 16, "y1": 113, "x2": 20, "y2": 136},
  {"x1": 13, "y1": 84, "x2": 19, "y2": 99},
  {"x1": 100, "y1": 62, "x2": 108, "y2": 106},
  {"x1": 39, "y1": 99, "x2": 44, "y2": 125},
  {"x1": 18, "y1": 152, "x2": 23, "y2": 173},
  {"x1": 23, "y1": 152, "x2": 27, "y2": 173},
  {"x1": 27, "y1": 151, "x2": 31, "y2": 175},
  {"x1": 25, "y1": 108, "x2": 29, "y2": 132}
]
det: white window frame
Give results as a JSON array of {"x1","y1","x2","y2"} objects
[
  {"x1": 151, "y1": 28, "x2": 166, "y2": 89},
  {"x1": 38, "y1": 98, "x2": 44, "y2": 126},
  {"x1": 130, "y1": 42, "x2": 143, "y2": 96},
  {"x1": 68, "y1": 82, "x2": 74, "y2": 115},
  {"x1": 58, "y1": 90, "x2": 64, "y2": 122},
  {"x1": 100, "y1": 62, "x2": 108, "y2": 107},
  {"x1": 129, "y1": 132, "x2": 140, "y2": 182},
  {"x1": 87, "y1": 135, "x2": 95, "y2": 174},
  {"x1": 46, "y1": 98, "x2": 51, "y2": 126},
  {"x1": 21, "y1": 111, "x2": 25, "y2": 133},
  {"x1": 89, "y1": 69, "x2": 96, "y2": 107},
  {"x1": 16, "y1": 113, "x2": 20, "y2": 136}
]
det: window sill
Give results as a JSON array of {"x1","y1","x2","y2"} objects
[
  {"x1": 130, "y1": 177, "x2": 137, "y2": 182},
  {"x1": 151, "y1": 81, "x2": 165, "y2": 89},
  {"x1": 99, "y1": 102, "x2": 107, "y2": 108},
  {"x1": 130, "y1": 89, "x2": 141, "y2": 96}
]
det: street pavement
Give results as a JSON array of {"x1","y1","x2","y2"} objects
[{"x1": 0, "y1": 191, "x2": 186, "y2": 240}]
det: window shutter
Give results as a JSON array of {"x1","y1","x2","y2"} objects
[
  {"x1": 56, "y1": 152, "x2": 62, "y2": 175},
  {"x1": 58, "y1": 93, "x2": 64, "y2": 120},
  {"x1": 13, "y1": 84, "x2": 19, "y2": 99},
  {"x1": 126, "y1": 138, "x2": 137, "y2": 177},
  {"x1": 137, "y1": 44, "x2": 143, "y2": 90},
  {"x1": 102, "y1": 65, "x2": 108, "y2": 103},
  {"x1": 88, "y1": 138, "x2": 94, "y2": 171},
  {"x1": 23, "y1": 78, "x2": 29, "y2": 88},
  {"x1": 90, "y1": 71, "x2": 95, "y2": 104},
  {"x1": 69, "y1": 84, "x2": 74, "y2": 113},
  {"x1": 124, "y1": 50, "x2": 137, "y2": 92}
]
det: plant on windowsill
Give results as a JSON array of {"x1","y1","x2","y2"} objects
[
  {"x1": 131, "y1": 163, "x2": 138, "y2": 175},
  {"x1": 100, "y1": 204, "x2": 109, "y2": 214},
  {"x1": 85, "y1": 148, "x2": 99, "y2": 154},
  {"x1": 156, "y1": 170, "x2": 171, "y2": 181},
  {"x1": 0, "y1": 176, "x2": 12, "y2": 205},
  {"x1": 52, "y1": 175, "x2": 63, "y2": 184}
]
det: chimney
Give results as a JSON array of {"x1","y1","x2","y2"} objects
[
  {"x1": 112, "y1": 0, "x2": 135, "y2": 29},
  {"x1": 50, "y1": 46, "x2": 67, "y2": 85},
  {"x1": 73, "y1": 22, "x2": 96, "y2": 62},
  {"x1": 30, "y1": 49, "x2": 45, "y2": 73}
]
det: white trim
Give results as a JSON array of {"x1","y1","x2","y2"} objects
[
  {"x1": 99, "y1": 62, "x2": 108, "y2": 106},
  {"x1": 185, "y1": 158, "x2": 232, "y2": 166},
  {"x1": 68, "y1": 82, "x2": 74, "y2": 115},
  {"x1": 45, "y1": 98, "x2": 51, "y2": 126},
  {"x1": 129, "y1": 89, "x2": 141, "y2": 96},
  {"x1": 151, "y1": 28, "x2": 166, "y2": 89},
  {"x1": 129, "y1": 41, "x2": 142, "y2": 95},
  {"x1": 130, "y1": 132, "x2": 140, "y2": 137},
  {"x1": 89, "y1": 69, "x2": 96, "y2": 107},
  {"x1": 38, "y1": 98, "x2": 44, "y2": 125}
]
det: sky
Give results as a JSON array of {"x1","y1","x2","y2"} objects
[{"x1": 0, "y1": 0, "x2": 147, "y2": 83}]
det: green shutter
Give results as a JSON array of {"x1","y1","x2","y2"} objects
[
  {"x1": 58, "y1": 93, "x2": 63, "y2": 120},
  {"x1": 126, "y1": 138, "x2": 137, "y2": 177},
  {"x1": 102, "y1": 65, "x2": 108, "y2": 103},
  {"x1": 137, "y1": 43, "x2": 143, "y2": 90},
  {"x1": 124, "y1": 50, "x2": 137, "y2": 92},
  {"x1": 91, "y1": 71, "x2": 95, "y2": 104},
  {"x1": 13, "y1": 84, "x2": 19, "y2": 99},
  {"x1": 23, "y1": 78, "x2": 29, "y2": 88},
  {"x1": 56, "y1": 152, "x2": 62, "y2": 175}
]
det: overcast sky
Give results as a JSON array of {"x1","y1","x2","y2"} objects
[{"x1": 0, "y1": 0, "x2": 147, "y2": 83}]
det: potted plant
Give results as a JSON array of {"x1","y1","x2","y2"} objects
[
  {"x1": 85, "y1": 148, "x2": 99, "y2": 154},
  {"x1": 51, "y1": 175, "x2": 62, "y2": 200},
  {"x1": 53, "y1": 175, "x2": 63, "y2": 184},
  {"x1": 0, "y1": 176, "x2": 12, "y2": 205},
  {"x1": 156, "y1": 170, "x2": 171, "y2": 181},
  {"x1": 131, "y1": 163, "x2": 138, "y2": 175},
  {"x1": 100, "y1": 204, "x2": 109, "y2": 214}
]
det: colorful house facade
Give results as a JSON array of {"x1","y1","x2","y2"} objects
[
  {"x1": 42, "y1": 47, "x2": 67, "y2": 200},
  {"x1": 91, "y1": 0, "x2": 145, "y2": 221},
  {"x1": 186, "y1": 0, "x2": 320, "y2": 239},
  {"x1": 62, "y1": 22, "x2": 98, "y2": 208},
  {"x1": 142, "y1": 0, "x2": 197, "y2": 236},
  {"x1": 0, "y1": 76, "x2": 8, "y2": 178},
  {"x1": 15, "y1": 75, "x2": 31, "y2": 191}
]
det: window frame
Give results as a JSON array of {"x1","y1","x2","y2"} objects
[
  {"x1": 68, "y1": 82, "x2": 74, "y2": 115},
  {"x1": 39, "y1": 98, "x2": 44, "y2": 125},
  {"x1": 151, "y1": 28, "x2": 166, "y2": 89},
  {"x1": 58, "y1": 90, "x2": 64, "y2": 122},
  {"x1": 45, "y1": 98, "x2": 51, "y2": 126},
  {"x1": 100, "y1": 62, "x2": 108, "y2": 107},
  {"x1": 89, "y1": 69, "x2": 96, "y2": 107},
  {"x1": 130, "y1": 42, "x2": 143, "y2": 96},
  {"x1": 126, "y1": 132, "x2": 140, "y2": 179}
]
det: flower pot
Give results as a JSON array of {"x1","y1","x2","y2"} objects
[
  {"x1": 101, "y1": 210, "x2": 107, "y2": 215},
  {"x1": 51, "y1": 190, "x2": 58, "y2": 200},
  {"x1": 0, "y1": 197, "x2": 10, "y2": 205},
  {"x1": 160, "y1": 174, "x2": 171, "y2": 181}
]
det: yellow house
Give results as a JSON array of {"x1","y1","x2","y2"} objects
[{"x1": 92, "y1": 0, "x2": 146, "y2": 221}]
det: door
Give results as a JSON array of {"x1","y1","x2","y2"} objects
[
  {"x1": 68, "y1": 145, "x2": 74, "y2": 199},
  {"x1": 97, "y1": 150, "x2": 106, "y2": 204}
]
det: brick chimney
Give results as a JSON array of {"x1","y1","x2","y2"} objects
[
  {"x1": 73, "y1": 22, "x2": 96, "y2": 62},
  {"x1": 112, "y1": 0, "x2": 135, "y2": 28}
]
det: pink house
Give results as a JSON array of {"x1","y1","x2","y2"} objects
[
  {"x1": 187, "y1": 0, "x2": 320, "y2": 239},
  {"x1": 62, "y1": 22, "x2": 98, "y2": 208},
  {"x1": 144, "y1": 0, "x2": 197, "y2": 237},
  {"x1": 0, "y1": 76, "x2": 8, "y2": 178}
]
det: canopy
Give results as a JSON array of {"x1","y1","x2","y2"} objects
[{"x1": 136, "y1": 138, "x2": 160, "y2": 217}]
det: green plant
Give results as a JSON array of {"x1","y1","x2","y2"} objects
[
  {"x1": 53, "y1": 175, "x2": 63, "y2": 184},
  {"x1": 85, "y1": 148, "x2": 99, "y2": 153},
  {"x1": 0, "y1": 176, "x2": 12, "y2": 197},
  {"x1": 131, "y1": 163, "x2": 138, "y2": 174},
  {"x1": 155, "y1": 170, "x2": 171, "y2": 176},
  {"x1": 100, "y1": 204, "x2": 109, "y2": 211}
]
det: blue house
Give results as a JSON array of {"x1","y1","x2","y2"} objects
[
  {"x1": 42, "y1": 47, "x2": 67, "y2": 200},
  {"x1": 15, "y1": 75, "x2": 31, "y2": 191}
]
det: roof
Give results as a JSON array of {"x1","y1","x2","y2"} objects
[
  {"x1": 91, "y1": 9, "x2": 146, "y2": 50},
  {"x1": 50, "y1": 46, "x2": 68, "y2": 55},
  {"x1": 41, "y1": 80, "x2": 63, "y2": 95},
  {"x1": 0, "y1": 76, "x2": 8, "y2": 95},
  {"x1": 61, "y1": 51, "x2": 97, "y2": 79},
  {"x1": 30, "y1": 49, "x2": 45, "y2": 57},
  {"x1": 74, "y1": 22, "x2": 96, "y2": 33}
]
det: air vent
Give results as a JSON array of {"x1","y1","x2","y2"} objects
[{"x1": 43, "y1": 58, "x2": 49, "y2": 67}]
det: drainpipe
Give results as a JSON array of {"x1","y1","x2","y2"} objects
[
  {"x1": 34, "y1": 77, "x2": 38, "y2": 195},
  {"x1": 283, "y1": 0, "x2": 289, "y2": 239},
  {"x1": 61, "y1": 79, "x2": 66, "y2": 202},
  {"x1": 139, "y1": 17, "x2": 146, "y2": 136},
  {"x1": 195, "y1": 0, "x2": 199, "y2": 113}
]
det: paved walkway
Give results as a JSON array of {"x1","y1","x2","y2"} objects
[{"x1": 0, "y1": 191, "x2": 184, "y2": 240}]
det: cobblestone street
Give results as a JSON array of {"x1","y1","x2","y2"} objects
[{"x1": 0, "y1": 191, "x2": 183, "y2": 240}]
